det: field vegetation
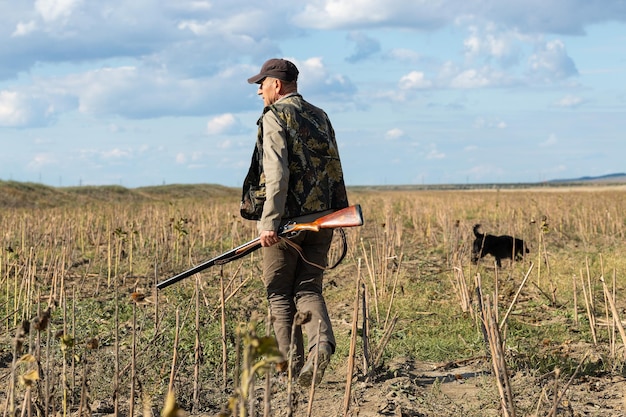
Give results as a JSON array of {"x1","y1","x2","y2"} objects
[{"x1": 2, "y1": 180, "x2": 626, "y2": 416}]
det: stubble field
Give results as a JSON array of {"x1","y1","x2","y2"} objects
[{"x1": 2, "y1": 181, "x2": 626, "y2": 417}]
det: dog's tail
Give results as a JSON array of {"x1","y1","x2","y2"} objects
[{"x1": 472, "y1": 224, "x2": 483, "y2": 238}]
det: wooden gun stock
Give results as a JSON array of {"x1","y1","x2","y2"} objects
[
  {"x1": 156, "y1": 204, "x2": 363, "y2": 290},
  {"x1": 284, "y1": 204, "x2": 363, "y2": 233}
]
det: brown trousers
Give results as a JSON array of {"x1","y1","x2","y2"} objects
[{"x1": 262, "y1": 228, "x2": 336, "y2": 368}]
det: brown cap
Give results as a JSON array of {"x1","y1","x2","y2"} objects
[{"x1": 247, "y1": 58, "x2": 299, "y2": 84}]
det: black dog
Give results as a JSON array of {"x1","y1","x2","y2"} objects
[{"x1": 471, "y1": 224, "x2": 529, "y2": 267}]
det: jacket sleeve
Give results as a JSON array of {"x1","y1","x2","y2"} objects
[{"x1": 258, "y1": 109, "x2": 289, "y2": 232}]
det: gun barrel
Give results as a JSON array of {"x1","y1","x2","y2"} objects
[
  {"x1": 155, "y1": 262, "x2": 209, "y2": 289},
  {"x1": 156, "y1": 237, "x2": 262, "y2": 289}
]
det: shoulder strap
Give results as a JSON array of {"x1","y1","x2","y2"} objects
[{"x1": 279, "y1": 228, "x2": 347, "y2": 270}]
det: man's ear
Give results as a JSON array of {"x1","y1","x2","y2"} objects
[{"x1": 273, "y1": 78, "x2": 284, "y2": 92}]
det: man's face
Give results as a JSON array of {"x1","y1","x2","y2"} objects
[{"x1": 257, "y1": 77, "x2": 279, "y2": 107}]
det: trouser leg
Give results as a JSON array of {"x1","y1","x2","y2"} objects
[
  {"x1": 263, "y1": 241, "x2": 304, "y2": 368},
  {"x1": 293, "y1": 229, "x2": 336, "y2": 353}
]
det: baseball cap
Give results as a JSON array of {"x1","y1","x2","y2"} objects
[{"x1": 247, "y1": 58, "x2": 299, "y2": 84}]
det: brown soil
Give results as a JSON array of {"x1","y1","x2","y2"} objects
[{"x1": 179, "y1": 350, "x2": 626, "y2": 417}]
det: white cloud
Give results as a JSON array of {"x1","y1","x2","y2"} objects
[
  {"x1": 27, "y1": 153, "x2": 56, "y2": 170},
  {"x1": 0, "y1": 85, "x2": 76, "y2": 127},
  {"x1": 399, "y1": 71, "x2": 432, "y2": 90},
  {"x1": 295, "y1": 0, "x2": 389, "y2": 29},
  {"x1": 292, "y1": 57, "x2": 357, "y2": 98},
  {"x1": 217, "y1": 139, "x2": 232, "y2": 149},
  {"x1": 34, "y1": 137, "x2": 54, "y2": 145},
  {"x1": 52, "y1": 64, "x2": 253, "y2": 119},
  {"x1": 466, "y1": 165, "x2": 506, "y2": 183},
  {"x1": 540, "y1": 133, "x2": 558, "y2": 147},
  {"x1": 102, "y1": 148, "x2": 131, "y2": 159},
  {"x1": 293, "y1": 0, "x2": 626, "y2": 35},
  {"x1": 434, "y1": 61, "x2": 513, "y2": 89},
  {"x1": 207, "y1": 113, "x2": 240, "y2": 135},
  {"x1": 35, "y1": 0, "x2": 82, "y2": 22},
  {"x1": 108, "y1": 123, "x2": 124, "y2": 133},
  {"x1": 554, "y1": 94, "x2": 583, "y2": 108},
  {"x1": 12, "y1": 21, "x2": 38, "y2": 37},
  {"x1": 0, "y1": 90, "x2": 58, "y2": 127},
  {"x1": 473, "y1": 117, "x2": 507, "y2": 129},
  {"x1": 426, "y1": 144, "x2": 445, "y2": 160},
  {"x1": 427, "y1": 150, "x2": 445, "y2": 160},
  {"x1": 528, "y1": 39, "x2": 578, "y2": 81},
  {"x1": 384, "y1": 128, "x2": 405, "y2": 141},
  {"x1": 450, "y1": 68, "x2": 493, "y2": 88},
  {"x1": 386, "y1": 48, "x2": 422, "y2": 63},
  {"x1": 0, "y1": 91, "x2": 28, "y2": 127},
  {"x1": 346, "y1": 31, "x2": 381, "y2": 63},
  {"x1": 465, "y1": 25, "x2": 508, "y2": 57},
  {"x1": 190, "y1": 151, "x2": 205, "y2": 161}
]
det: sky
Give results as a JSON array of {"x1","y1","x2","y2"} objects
[{"x1": 1, "y1": 0, "x2": 626, "y2": 188}]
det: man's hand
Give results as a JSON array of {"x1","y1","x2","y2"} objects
[{"x1": 260, "y1": 230, "x2": 280, "y2": 247}]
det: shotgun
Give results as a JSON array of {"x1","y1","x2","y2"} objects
[{"x1": 156, "y1": 204, "x2": 363, "y2": 289}]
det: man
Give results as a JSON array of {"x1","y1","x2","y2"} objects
[{"x1": 242, "y1": 58, "x2": 349, "y2": 386}]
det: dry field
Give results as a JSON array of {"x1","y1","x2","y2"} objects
[{"x1": 2, "y1": 182, "x2": 626, "y2": 417}]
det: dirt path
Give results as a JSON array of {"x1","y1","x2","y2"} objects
[{"x1": 222, "y1": 353, "x2": 626, "y2": 417}]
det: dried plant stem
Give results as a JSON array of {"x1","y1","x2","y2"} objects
[
  {"x1": 451, "y1": 266, "x2": 473, "y2": 316},
  {"x1": 383, "y1": 253, "x2": 403, "y2": 329},
  {"x1": 107, "y1": 222, "x2": 112, "y2": 287},
  {"x1": 77, "y1": 356, "x2": 88, "y2": 417},
  {"x1": 585, "y1": 257, "x2": 594, "y2": 312},
  {"x1": 612, "y1": 269, "x2": 617, "y2": 357},
  {"x1": 534, "y1": 385, "x2": 548, "y2": 416},
  {"x1": 220, "y1": 268, "x2": 228, "y2": 390},
  {"x1": 499, "y1": 263, "x2": 534, "y2": 330},
  {"x1": 286, "y1": 319, "x2": 298, "y2": 417},
  {"x1": 494, "y1": 264, "x2": 499, "y2": 322},
  {"x1": 168, "y1": 309, "x2": 181, "y2": 393},
  {"x1": 602, "y1": 275, "x2": 613, "y2": 356},
  {"x1": 154, "y1": 246, "x2": 160, "y2": 332},
  {"x1": 475, "y1": 274, "x2": 490, "y2": 355},
  {"x1": 71, "y1": 287, "x2": 77, "y2": 390},
  {"x1": 343, "y1": 259, "x2": 361, "y2": 417},
  {"x1": 130, "y1": 301, "x2": 137, "y2": 417},
  {"x1": 44, "y1": 320, "x2": 51, "y2": 417},
  {"x1": 220, "y1": 262, "x2": 244, "y2": 295},
  {"x1": 600, "y1": 276, "x2": 626, "y2": 359},
  {"x1": 483, "y1": 295, "x2": 516, "y2": 417},
  {"x1": 370, "y1": 313, "x2": 398, "y2": 374},
  {"x1": 305, "y1": 320, "x2": 322, "y2": 417},
  {"x1": 361, "y1": 283, "x2": 370, "y2": 373},
  {"x1": 113, "y1": 276, "x2": 120, "y2": 416},
  {"x1": 572, "y1": 275, "x2": 578, "y2": 326},
  {"x1": 211, "y1": 267, "x2": 253, "y2": 317},
  {"x1": 193, "y1": 276, "x2": 201, "y2": 413},
  {"x1": 579, "y1": 269, "x2": 597, "y2": 345},
  {"x1": 550, "y1": 369, "x2": 560, "y2": 416},
  {"x1": 263, "y1": 306, "x2": 272, "y2": 417},
  {"x1": 233, "y1": 328, "x2": 241, "y2": 414},
  {"x1": 6, "y1": 324, "x2": 20, "y2": 417},
  {"x1": 547, "y1": 352, "x2": 589, "y2": 417},
  {"x1": 359, "y1": 240, "x2": 379, "y2": 323}
]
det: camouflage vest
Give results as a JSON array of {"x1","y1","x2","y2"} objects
[{"x1": 241, "y1": 94, "x2": 348, "y2": 220}]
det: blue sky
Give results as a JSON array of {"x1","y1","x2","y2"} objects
[{"x1": 1, "y1": 0, "x2": 625, "y2": 188}]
